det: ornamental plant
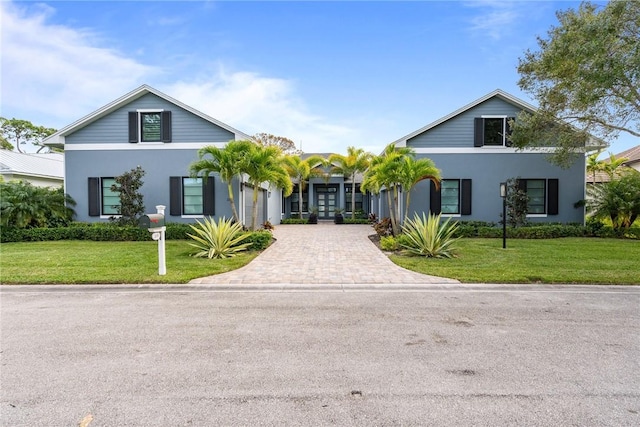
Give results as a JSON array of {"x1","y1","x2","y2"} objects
[
  {"x1": 187, "y1": 217, "x2": 252, "y2": 259},
  {"x1": 400, "y1": 212, "x2": 459, "y2": 258}
]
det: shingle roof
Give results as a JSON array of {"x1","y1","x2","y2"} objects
[
  {"x1": 0, "y1": 150, "x2": 64, "y2": 180},
  {"x1": 614, "y1": 144, "x2": 640, "y2": 166}
]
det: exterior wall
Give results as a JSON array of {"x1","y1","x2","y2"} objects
[
  {"x1": 407, "y1": 152, "x2": 585, "y2": 224},
  {"x1": 408, "y1": 97, "x2": 522, "y2": 148},
  {"x1": 66, "y1": 93, "x2": 234, "y2": 145},
  {"x1": 66, "y1": 150, "x2": 239, "y2": 223},
  {"x1": 0, "y1": 173, "x2": 63, "y2": 188}
]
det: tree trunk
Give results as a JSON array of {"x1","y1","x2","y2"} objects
[
  {"x1": 227, "y1": 182, "x2": 239, "y2": 223},
  {"x1": 251, "y1": 183, "x2": 260, "y2": 231},
  {"x1": 351, "y1": 175, "x2": 356, "y2": 219},
  {"x1": 298, "y1": 181, "x2": 303, "y2": 219}
]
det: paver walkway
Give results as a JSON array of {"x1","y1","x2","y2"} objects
[{"x1": 189, "y1": 223, "x2": 459, "y2": 285}]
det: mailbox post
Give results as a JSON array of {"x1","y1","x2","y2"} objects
[{"x1": 139, "y1": 205, "x2": 167, "y2": 275}]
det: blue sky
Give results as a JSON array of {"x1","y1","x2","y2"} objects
[{"x1": 1, "y1": 0, "x2": 635, "y2": 155}]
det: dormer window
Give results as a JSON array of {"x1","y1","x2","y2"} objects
[
  {"x1": 474, "y1": 116, "x2": 515, "y2": 147},
  {"x1": 129, "y1": 110, "x2": 172, "y2": 143}
]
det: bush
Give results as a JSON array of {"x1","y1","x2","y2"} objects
[
  {"x1": 280, "y1": 218, "x2": 308, "y2": 224},
  {"x1": 380, "y1": 235, "x2": 398, "y2": 251},
  {"x1": 400, "y1": 213, "x2": 459, "y2": 258}
]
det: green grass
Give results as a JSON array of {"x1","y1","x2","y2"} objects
[
  {"x1": 390, "y1": 238, "x2": 640, "y2": 284},
  {"x1": 0, "y1": 240, "x2": 258, "y2": 284}
]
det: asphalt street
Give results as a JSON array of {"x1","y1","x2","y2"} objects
[{"x1": 1, "y1": 284, "x2": 639, "y2": 426}]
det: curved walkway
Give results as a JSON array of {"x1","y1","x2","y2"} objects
[{"x1": 189, "y1": 223, "x2": 459, "y2": 286}]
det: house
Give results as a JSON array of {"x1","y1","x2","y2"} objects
[
  {"x1": 281, "y1": 153, "x2": 371, "y2": 220},
  {"x1": 0, "y1": 150, "x2": 64, "y2": 187},
  {"x1": 372, "y1": 89, "x2": 586, "y2": 224},
  {"x1": 586, "y1": 144, "x2": 640, "y2": 185},
  {"x1": 43, "y1": 85, "x2": 279, "y2": 226}
]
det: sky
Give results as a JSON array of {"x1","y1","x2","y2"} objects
[{"x1": 1, "y1": 0, "x2": 636, "y2": 155}]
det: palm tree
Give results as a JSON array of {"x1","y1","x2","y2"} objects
[
  {"x1": 602, "y1": 152, "x2": 629, "y2": 179},
  {"x1": 189, "y1": 140, "x2": 254, "y2": 224},
  {"x1": 244, "y1": 145, "x2": 293, "y2": 230},
  {"x1": 328, "y1": 147, "x2": 373, "y2": 219},
  {"x1": 362, "y1": 144, "x2": 414, "y2": 235},
  {"x1": 0, "y1": 181, "x2": 76, "y2": 228},
  {"x1": 586, "y1": 150, "x2": 605, "y2": 184},
  {"x1": 399, "y1": 156, "x2": 441, "y2": 222},
  {"x1": 282, "y1": 154, "x2": 327, "y2": 219}
]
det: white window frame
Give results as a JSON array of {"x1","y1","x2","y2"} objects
[
  {"x1": 440, "y1": 179, "x2": 461, "y2": 217},
  {"x1": 136, "y1": 109, "x2": 164, "y2": 144},
  {"x1": 480, "y1": 115, "x2": 508, "y2": 147}
]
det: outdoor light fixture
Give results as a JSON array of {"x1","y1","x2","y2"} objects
[{"x1": 500, "y1": 182, "x2": 507, "y2": 249}]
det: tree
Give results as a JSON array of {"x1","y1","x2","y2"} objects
[
  {"x1": 0, "y1": 117, "x2": 57, "y2": 153},
  {"x1": 244, "y1": 145, "x2": 293, "y2": 230},
  {"x1": 189, "y1": 140, "x2": 255, "y2": 223},
  {"x1": 282, "y1": 154, "x2": 327, "y2": 219},
  {"x1": 362, "y1": 144, "x2": 414, "y2": 235},
  {"x1": 398, "y1": 156, "x2": 441, "y2": 222},
  {"x1": 513, "y1": 1, "x2": 639, "y2": 167},
  {"x1": 110, "y1": 166, "x2": 145, "y2": 226},
  {"x1": 328, "y1": 147, "x2": 373, "y2": 219},
  {"x1": 586, "y1": 150, "x2": 606, "y2": 184},
  {"x1": 504, "y1": 177, "x2": 529, "y2": 227},
  {"x1": 587, "y1": 169, "x2": 640, "y2": 232},
  {"x1": 253, "y1": 133, "x2": 301, "y2": 155},
  {"x1": 0, "y1": 180, "x2": 76, "y2": 228}
]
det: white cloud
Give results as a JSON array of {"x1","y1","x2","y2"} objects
[
  {"x1": 465, "y1": 1, "x2": 521, "y2": 41},
  {"x1": 0, "y1": 2, "x2": 156, "y2": 126},
  {"x1": 165, "y1": 69, "x2": 361, "y2": 154}
]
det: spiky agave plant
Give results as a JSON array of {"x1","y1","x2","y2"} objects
[
  {"x1": 187, "y1": 217, "x2": 252, "y2": 259},
  {"x1": 400, "y1": 212, "x2": 459, "y2": 258}
]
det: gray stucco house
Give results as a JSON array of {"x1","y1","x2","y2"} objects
[
  {"x1": 43, "y1": 85, "x2": 279, "y2": 226},
  {"x1": 371, "y1": 89, "x2": 586, "y2": 224}
]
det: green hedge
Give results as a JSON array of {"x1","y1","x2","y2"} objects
[{"x1": 0, "y1": 223, "x2": 275, "y2": 250}]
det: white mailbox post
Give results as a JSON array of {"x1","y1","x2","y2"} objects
[{"x1": 139, "y1": 205, "x2": 167, "y2": 275}]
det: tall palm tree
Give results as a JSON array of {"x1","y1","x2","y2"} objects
[
  {"x1": 399, "y1": 156, "x2": 441, "y2": 222},
  {"x1": 244, "y1": 145, "x2": 293, "y2": 230},
  {"x1": 362, "y1": 144, "x2": 414, "y2": 235},
  {"x1": 189, "y1": 140, "x2": 254, "y2": 224},
  {"x1": 282, "y1": 154, "x2": 327, "y2": 219},
  {"x1": 328, "y1": 147, "x2": 373, "y2": 219},
  {"x1": 586, "y1": 150, "x2": 605, "y2": 185}
]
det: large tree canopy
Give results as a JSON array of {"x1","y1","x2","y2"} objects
[
  {"x1": 0, "y1": 117, "x2": 57, "y2": 153},
  {"x1": 253, "y1": 133, "x2": 301, "y2": 155},
  {"x1": 513, "y1": 1, "x2": 639, "y2": 167}
]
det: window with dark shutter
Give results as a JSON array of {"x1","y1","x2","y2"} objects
[
  {"x1": 547, "y1": 179, "x2": 559, "y2": 215},
  {"x1": 161, "y1": 111, "x2": 172, "y2": 143},
  {"x1": 461, "y1": 179, "x2": 472, "y2": 215},
  {"x1": 474, "y1": 118, "x2": 484, "y2": 147},
  {"x1": 169, "y1": 177, "x2": 182, "y2": 216},
  {"x1": 88, "y1": 177, "x2": 100, "y2": 216},
  {"x1": 429, "y1": 180, "x2": 441, "y2": 215},
  {"x1": 203, "y1": 177, "x2": 215, "y2": 215},
  {"x1": 128, "y1": 112, "x2": 138, "y2": 143}
]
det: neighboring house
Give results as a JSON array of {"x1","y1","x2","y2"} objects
[
  {"x1": 43, "y1": 85, "x2": 278, "y2": 226},
  {"x1": 0, "y1": 150, "x2": 64, "y2": 187},
  {"x1": 281, "y1": 153, "x2": 371, "y2": 220},
  {"x1": 373, "y1": 89, "x2": 587, "y2": 224},
  {"x1": 586, "y1": 144, "x2": 640, "y2": 185}
]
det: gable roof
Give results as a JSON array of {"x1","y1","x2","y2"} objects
[
  {"x1": 0, "y1": 150, "x2": 64, "y2": 181},
  {"x1": 614, "y1": 144, "x2": 640, "y2": 166},
  {"x1": 391, "y1": 89, "x2": 536, "y2": 148},
  {"x1": 43, "y1": 84, "x2": 252, "y2": 148}
]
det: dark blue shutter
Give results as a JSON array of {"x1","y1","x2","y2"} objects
[
  {"x1": 128, "y1": 112, "x2": 138, "y2": 143},
  {"x1": 170, "y1": 177, "x2": 182, "y2": 216},
  {"x1": 547, "y1": 179, "x2": 559, "y2": 215},
  {"x1": 88, "y1": 177, "x2": 100, "y2": 216},
  {"x1": 429, "y1": 180, "x2": 441, "y2": 215},
  {"x1": 161, "y1": 111, "x2": 172, "y2": 143},
  {"x1": 474, "y1": 118, "x2": 484, "y2": 147},
  {"x1": 461, "y1": 179, "x2": 472, "y2": 215},
  {"x1": 203, "y1": 177, "x2": 215, "y2": 215}
]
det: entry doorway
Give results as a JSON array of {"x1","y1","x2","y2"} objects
[{"x1": 315, "y1": 185, "x2": 338, "y2": 219}]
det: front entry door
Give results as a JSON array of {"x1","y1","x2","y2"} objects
[{"x1": 315, "y1": 186, "x2": 338, "y2": 219}]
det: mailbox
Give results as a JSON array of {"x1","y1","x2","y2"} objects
[{"x1": 139, "y1": 213, "x2": 165, "y2": 229}]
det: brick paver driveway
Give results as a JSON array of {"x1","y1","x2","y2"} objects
[{"x1": 189, "y1": 223, "x2": 459, "y2": 285}]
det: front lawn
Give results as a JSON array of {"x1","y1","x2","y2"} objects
[
  {"x1": 390, "y1": 238, "x2": 640, "y2": 284},
  {"x1": 0, "y1": 240, "x2": 258, "y2": 284}
]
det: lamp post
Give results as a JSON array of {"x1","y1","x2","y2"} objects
[{"x1": 500, "y1": 182, "x2": 507, "y2": 249}]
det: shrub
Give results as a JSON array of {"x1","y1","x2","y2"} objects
[
  {"x1": 373, "y1": 217, "x2": 393, "y2": 236},
  {"x1": 187, "y1": 217, "x2": 252, "y2": 259},
  {"x1": 380, "y1": 235, "x2": 398, "y2": 251},
  {"x1": 241, "y1": 230, "x2": 273, "y2": 250},
  {"x1": 400, "y1": 213, "x2": 459, "y2": 258},
  {"x1": 281, "y1": 218, "x2": 308, "y2": 224}
]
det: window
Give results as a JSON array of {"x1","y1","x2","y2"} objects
[
  {"x1": 129, "y1": 111, "x2": 172, "y2": 143},
  {"x1": 345, "y1": 185, "x2": 364, "y2": 212},
  {"x1": 291, "y1": 185, "x2": 309, "y2": 213},
  {"x1": 518, "y1": 179, "x2": 559, "y2": 215},
  {"x1": 141, "y1": 113, "x2": 161, "y2": 142},
  {"x1": 101, "y1": 178, "x2": 120, "y2": 215},
  {"x1": 430, "y1": 179, "x2": 472, "y2": 216},
  {"x1": 474, "y1": 117, "x2": 515, "y2": 147},
  {"x1": 88, "y1": 177, "x2": 120, "y2": 217},
  {"x1": 440, "y1": 180, "x2": 460, "y2": 214},
  {"x1": 183, "y1": 178, "x2": 204, "y2": 215},
  {"x1": 170, "y1": 176, "x2": 215, "y2": 216}
]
